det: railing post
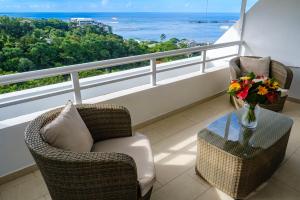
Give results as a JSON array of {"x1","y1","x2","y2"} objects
[
  {"x1": 238, "y1": 0, "x2": 247, "y2": 55},
  {"x1": 150, "y1": 58, "x2": 157, "y2": 86},
  {"x1": 70, "y1": 72, "x2": 82, "y2": 104},
  {"x1": 202, "y1": 50, "x2": 207, "y2": 73}
]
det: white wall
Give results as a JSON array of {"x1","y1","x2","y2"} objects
[
  {"x1": 242, "y1": 0, "x2": 300, "y2": 99},
  {"x1": 0, "y1": 66, "x2": 230, "y2": 177}
]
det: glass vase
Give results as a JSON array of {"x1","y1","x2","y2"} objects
[{"x1": 241, "y1": 103, "x2": 260, "y2": 129}]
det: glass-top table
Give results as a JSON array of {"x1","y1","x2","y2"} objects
[
  {"x1": 196, "y1": 108, "x2": 293, "y2": 199},
  {"x1": 198, "y1": 107, "x2": 293, "y2": 158}
]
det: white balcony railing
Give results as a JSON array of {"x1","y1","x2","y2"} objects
[{"x1": 0, "y1": 41, "x2": 242, "y2": 108}]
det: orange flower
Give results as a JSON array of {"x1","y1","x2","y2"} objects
[
  {"x1": 257, "y1": 86, "x2": 268, "y2": 95},
  {"x1": 229, "y1": 82, "x2": 241, "y2": 91}
]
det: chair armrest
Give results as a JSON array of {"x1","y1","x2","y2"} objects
[
  {"x1": 270, "y1": 61, "x2": 294, "y2": 89},
  {"x1": 77, "y1": 104, "x2": 133, "y2": 142},
  {"x1": 33, "y1": 149, "x2": 138, "y2": 200},
  {"x1": 229, "y1": 57, "x2": 242, "y2": 80},
  {"x1": 25, "y1": 109, "x2": 137, "y2": 200}
]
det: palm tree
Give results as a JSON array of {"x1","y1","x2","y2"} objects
[{"x1": 160, "y1": 33, "x2": 166, "y2": 42}]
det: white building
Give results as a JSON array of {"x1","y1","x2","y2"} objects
[{"x1": 70, "y1": 18, "x2": 112, "y2": 33}]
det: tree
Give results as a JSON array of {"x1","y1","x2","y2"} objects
[
  {"x1": 0, "y1": 39, "x2": 4, "y2": 50},
  {"x1": 160, "y1": 33, "x2": 166, "y2": 41},
  {"x1": 17, "y1": 58, "x2": 35, "y2": 72},
  {"x1": 0, "y1": 17, "x2": 186, "y2": 94},
  {"x1": 29, "y1": 42, "x2": 58, "y2": 69}
]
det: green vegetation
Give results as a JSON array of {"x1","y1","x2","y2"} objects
[{"x1": 0, "y1": 16, "x2": 189, "y2": 94}]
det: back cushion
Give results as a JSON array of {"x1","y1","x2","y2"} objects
[
  {"x1": 240, "y1": 57, "x2": 271, "y2": 77},
  {"x1": 40, "y1": 102, "x2": 94, "y2": 152}
]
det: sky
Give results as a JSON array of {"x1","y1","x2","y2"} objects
[{"x1": 0, "y1": 0, "x2": 258, "y2": 13}]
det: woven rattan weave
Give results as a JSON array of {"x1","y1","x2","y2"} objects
[
  {"x1": 24, "y1": 104, "x2": 152, "y2": 200},
  {"x1": 196, "y1": 108, "x2": 293, "y2": 199},
  {"x1": 229, "y1": 56, "x2": 293, "y2": 112}
]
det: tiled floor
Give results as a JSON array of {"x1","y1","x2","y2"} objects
[{"x1": 1, "y1": 95, "x2": 300, "y2": 200}]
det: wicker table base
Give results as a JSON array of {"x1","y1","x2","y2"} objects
[{"x1": 195, "y1": 109, "x2": 293, "y2": 199}]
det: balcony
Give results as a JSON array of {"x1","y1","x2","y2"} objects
[
  {"x1": 1, "y1": 0, "x2": 300, "y2": 199},
  {"x1": 0, "y1": 41, "x2": 239, "y2": 178},
  {"x1": 0, "y1": 95, "x2": 300, "y2": 200}
]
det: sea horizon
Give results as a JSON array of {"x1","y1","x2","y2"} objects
[
  {"x1": 0, "y1": 11, "x2": 239, "y2": 14},
  {"x1": 0, "y1": 12, "x2": 238, "y2": 43}
]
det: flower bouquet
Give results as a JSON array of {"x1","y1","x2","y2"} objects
[{"x1": 228, "y1": 72, "x2": 287, "y2": 128}]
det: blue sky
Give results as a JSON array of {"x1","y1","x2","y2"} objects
[{"x1": 0, "y1": 0, "x2": 258, "y2": 12}]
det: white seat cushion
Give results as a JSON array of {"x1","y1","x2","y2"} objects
[{"x1": 92, "y1": 133, "x2": 155, "y2": 196}]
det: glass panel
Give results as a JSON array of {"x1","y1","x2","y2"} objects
[{"x1": 198, "y1": 108, "x2": 293, "y2": 158}]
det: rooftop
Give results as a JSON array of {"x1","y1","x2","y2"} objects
[{"x1": 1, "y1": 95, "x2": 300, "y2": 200}]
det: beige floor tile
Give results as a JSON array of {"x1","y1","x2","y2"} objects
[
  {"x1": 273, "y1": 148, "x2": 300, "y2": 192},
  {"x1": 196, "y1": 178, "x2": 300, "y2": 200},
  {"x1": 42, "y1": 194, "x2": 51, "y2": 200},
  {"x1": 137, "y1": 126, "x2": 167, "y2": 145},
  {"x1": 195, "y1": 188, "x2": 233, "y2": 200},
  {"x1": 154, "y1": 152, "x2": 196, "y2": 185},
  {"x1": 137, "y1": 113, "x2": 196, "y2": 145},
  {"x1": 152, "y1": 123, "x2": 204, "y2": 184},
  {"x1": 157, "y1": 115, "x2": 196, "y2": 137},
  {"x1": 0, "y1": 173, "x2": 35, "y2": 192},
  {"x1": 283, "y1": 101, "x2": 300, "y2": 118},
  {"x1": 151, "y1": 172, "x2": 209, "y2": 200},
  {"x1": 153, "y1": 181, "x2": 163, "y2": 192},
  {"x1": 280, "y1": 116, "x2": 300, "y2": 162},
  {"x1": 0, "y1": 173, "x2": 48, "y2": 200},
  {"x1": 180, "y1": 95, "x2": 234, "y2": 124},
  {"x1": 152, "y1": 122, "x2": 203, "y2": 152},
  {"x1": 247, "y1": 178, "x2": 300, "y2": 200}
]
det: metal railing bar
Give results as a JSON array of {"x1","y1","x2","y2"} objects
[
  {"x1": 205, "y1": 54, "x2": 238, "y2": 63},
  {"x1": 80, "y1": 71, "x2": 152, "y2": 90},
  {"x1": 157, "y1": 60, "x2": 203, "y2": 74},
  {"x1": 0, "y1": 88, "x2": 74, "y2": 108}
]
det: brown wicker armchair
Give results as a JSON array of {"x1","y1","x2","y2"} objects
[
  {"x1": 24, "y1": 104, "x2": 154, "y2": 200},
  {"x1": 229, "y1": 56, "x2": 293, "y2": 112}
]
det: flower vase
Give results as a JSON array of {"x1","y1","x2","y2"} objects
[{"x1": 241, "y1": 103, "x2": 260, "y2": 129}]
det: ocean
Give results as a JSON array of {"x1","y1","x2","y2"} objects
[{"x1": 0, "y1": 12, "x2": 239, "y2": 43}]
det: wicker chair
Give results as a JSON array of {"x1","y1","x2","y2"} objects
[
  {"x1": 24, "y1": 104, "x2": 154, "y2": 200},
  {"x1": 229, "y1": 56, "x2": 293, "y2": 112}
]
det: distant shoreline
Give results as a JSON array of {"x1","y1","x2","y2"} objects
[{"x1": 0, "y1": 12, "x2": 238, "y2": 42}]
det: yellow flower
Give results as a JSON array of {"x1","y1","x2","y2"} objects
[
  {"x1": 229, "y1": 82, "x2": 241, "y2": 91},
  {"x1": 271, "y1": 81, "x2": 280, "y2": 89},
  {"x1": 240, "y1": 76, "x2": 251, "y2": 80},
  {"x1": 257, "y1": 86, "x2": 268, "y2": 95}
]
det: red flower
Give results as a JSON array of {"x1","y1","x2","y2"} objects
[
  {"x1": 243, "y1": 79, "x2": 251, "y2": 85},
  {"x1": 266, "y1": 92, "x2": 279, "y2": 104},
  {"x1": 237, "y1": 86, "x2": 249, "y2": 100}
]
